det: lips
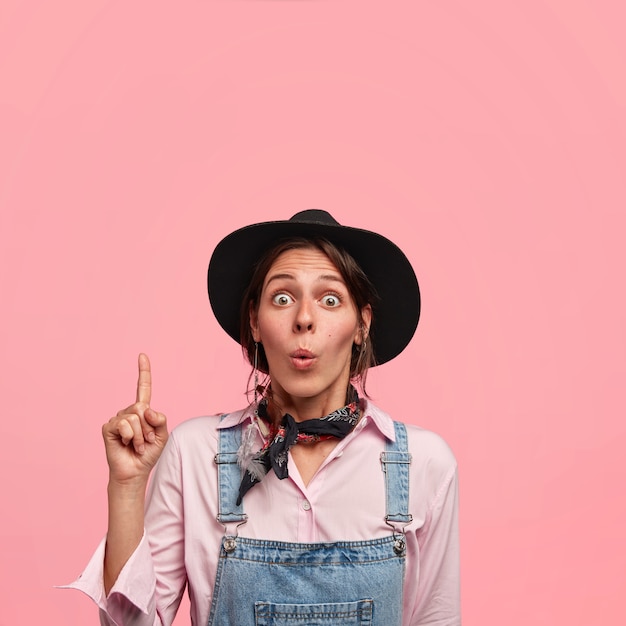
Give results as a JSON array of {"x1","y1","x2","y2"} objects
[{"x1": 289, "y1": 349, "x2": 317, "y2": 369}]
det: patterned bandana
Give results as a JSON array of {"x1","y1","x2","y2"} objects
[{"x1": 236, "y1": 389, "x2": 361, "y2": 505}]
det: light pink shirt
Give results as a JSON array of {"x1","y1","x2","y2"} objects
[{"x1": 67, "y1": 401, "x2": 460, "y2": 625}]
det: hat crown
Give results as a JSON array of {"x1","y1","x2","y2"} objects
[{"x1": 289, "y1": 209, "x2": 340, "y2": 227}]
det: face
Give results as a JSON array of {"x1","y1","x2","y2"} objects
[{"x1": 250, "y1": 247, "x2": 371, "y2": 414}]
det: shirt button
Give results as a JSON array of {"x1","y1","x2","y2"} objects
[{"x1": 302, "y1": 500, "x2": 311, "y2": 511}]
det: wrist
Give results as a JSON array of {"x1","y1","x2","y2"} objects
[{"x1": 107, "y1": 476, "x2": 149, "y2": 499}]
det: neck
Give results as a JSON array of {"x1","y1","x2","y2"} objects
[{"x1": 266, "y1": 386, "x2": 352, "y2": 423}]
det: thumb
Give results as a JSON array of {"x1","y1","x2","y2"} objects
[{"x1": 145, "y1": 408, "x2": 168, "y2": 438}]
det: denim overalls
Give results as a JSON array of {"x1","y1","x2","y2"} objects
[{"x1": 208, "y1": 418, "x2": 412, "y2": 626}]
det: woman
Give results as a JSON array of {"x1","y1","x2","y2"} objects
[{"x1": 67, "y1": 210, "x2": 460, "y2": 625}]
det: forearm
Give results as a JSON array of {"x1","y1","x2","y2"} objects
[{"x1": 104, "y1": 478, "x2": 148, "y2": 595}]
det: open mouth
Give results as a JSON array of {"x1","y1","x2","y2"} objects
[{"x1": 290, "y1": 350, "x2": 316, "y2": 368}]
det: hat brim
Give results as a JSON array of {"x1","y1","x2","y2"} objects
[{"x1": 208, "y1": 215, "x2": 420, "y2": 366}]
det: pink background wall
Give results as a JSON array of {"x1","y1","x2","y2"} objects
[{"x1": 1, "y1": 1, "x2": 624, "y2": 624}]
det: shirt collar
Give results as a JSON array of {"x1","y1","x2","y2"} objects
[{"x1": 360, "y1": 399, "x2": 396, "y2": 441}]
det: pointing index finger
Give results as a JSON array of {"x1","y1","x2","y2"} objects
[{"x1": 136, "y1": 353, "x2": 152, "y2": 405}]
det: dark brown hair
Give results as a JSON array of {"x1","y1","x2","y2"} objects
[{"x1": 239, "y1": 236, "x2": 379, "y2": 393}]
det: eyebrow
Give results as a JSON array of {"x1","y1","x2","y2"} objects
[{"x1": 264, "y1": 273, "x2": 346, "y2": 287}]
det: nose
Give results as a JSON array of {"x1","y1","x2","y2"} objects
[{"x1": 294, "y1": 299, "x2": 315, "y2": 333}]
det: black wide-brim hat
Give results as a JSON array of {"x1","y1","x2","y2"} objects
[{"x1": 208, "y1": 209, "x2": 420, "y2": 366}]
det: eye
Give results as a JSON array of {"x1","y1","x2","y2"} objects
[
  {"x1": 272, "y1": 293, "x2": 294, "y2": 306},
  {"x1": 321, "y1": 294, "x2": 342, "y2": 308}
]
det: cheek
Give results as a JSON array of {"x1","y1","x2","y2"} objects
[
  {"x1": 255, "y1": 311, "x2": 281, "y2": 344},
  {"x1": 329, "y1": 318, "x2": 359, "y2": 344}
]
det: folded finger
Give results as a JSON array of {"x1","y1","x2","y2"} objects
[{"x1": 117, "y1": 414, "x2": 146, "y2": 454}]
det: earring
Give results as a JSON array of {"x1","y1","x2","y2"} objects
[{"x1": 253, "y1": 342, "x2": 260, "y2": 412}]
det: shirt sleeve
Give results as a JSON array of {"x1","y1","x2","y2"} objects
[
  {"x1": 60, "y1": 432, "x2": 187, "y2": 626},
  {"x1": 411, "y1": 461, "x2": 461, "y2": 625}
]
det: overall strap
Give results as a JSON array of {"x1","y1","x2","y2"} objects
[
  {"x1": 214, "y1": 418, "x2": 247, "y2": 525},
  {"x1": 380, "y1": 421, "x2": 413, "y2": 529}
]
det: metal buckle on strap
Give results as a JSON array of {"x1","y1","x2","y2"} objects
[
  {"x1": 218, "y1": 517, "x2": 248, "y2": 554},
  {"x1": 385, "y1": 515, "x2": 413, "y2": 556}
]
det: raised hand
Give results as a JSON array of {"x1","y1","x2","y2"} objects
[{"x1": 102, "y1": 353, "x2": 169, "y2": 485}]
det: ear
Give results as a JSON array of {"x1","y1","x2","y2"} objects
[
  {"x1": 249, "y1": 303, "x2": 261, "y2": 343},
  {"x1": 355, "y1": 304, "x2": 372, "y2": 345}
]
